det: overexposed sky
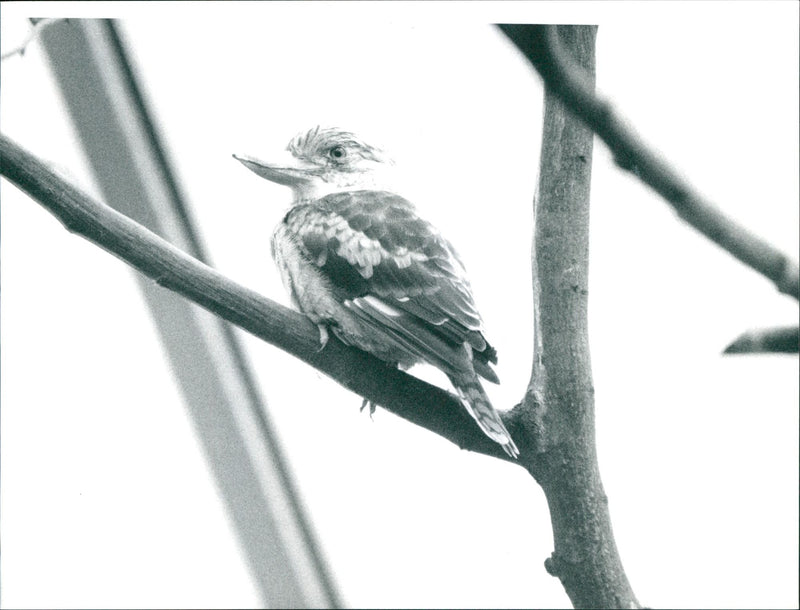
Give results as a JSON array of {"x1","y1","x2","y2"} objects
[{"x1": 1, "y1": 2, "x2": 798, "y2": 608}]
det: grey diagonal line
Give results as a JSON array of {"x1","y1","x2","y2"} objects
[{"x1": 38, "y1": 18, "x2": 341, "y2": 609}]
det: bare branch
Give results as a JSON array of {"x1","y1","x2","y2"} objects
[
  {"x1": 724, "y1": 326, "x2": 799, "y2": 354},
  {"x1": 498, "y1": 24, "x2": 800, "y2": 301},
  {"x1": 0, "y1": 133, "x2": 521, "y2": 463}
]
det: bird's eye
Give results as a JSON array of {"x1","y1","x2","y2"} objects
[{"x1": 329, "y1": 146, "x2": 346, "y2": 160}]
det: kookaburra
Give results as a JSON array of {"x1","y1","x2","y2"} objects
[{"x1": 235, "y1": 126, "x2": 519, "y2": 458}]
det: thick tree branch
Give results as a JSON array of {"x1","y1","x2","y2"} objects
[
  {"x1": 498, "y1": 24, "x2": 800, "y2": 302},
  {"x1": 0, "y1": 133, "x2": 522, "y2": 463},
  {"x1": 510, "y1": 26, "x2": 641, "y2": 608},
  {"x1": 724, "y1": 325, "x2": 800, "y2": 354}
]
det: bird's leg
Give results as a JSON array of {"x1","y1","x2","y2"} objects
[
  {"x1": 359, "y1": 359, "x2": 402, "y2": 418},
  {"x1": 359, "y1": 362, "x2": 404, "y2": 419}
]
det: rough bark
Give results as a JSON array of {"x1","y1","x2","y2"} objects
[{"x1": 509, "y1": 25, "x2": 641, "y2": 608}]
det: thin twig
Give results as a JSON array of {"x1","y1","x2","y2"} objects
[
  {"x1": 1, "y1": 19, "x2": 63, "y2": 61},
  {"x1": 724, "y1": 326, "x2": 799, "y2": 354},
  {"x1": 498, "y1": 24, "x2": 800, "y2": 301},
  {"x1": 0, "y1": 133, "x2": 521, "y2": 462}
]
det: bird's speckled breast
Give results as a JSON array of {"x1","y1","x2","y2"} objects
[{"x1": 271, "y1": 222, "x2": 338, "y2": 324}]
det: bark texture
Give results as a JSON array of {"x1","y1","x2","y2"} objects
[{"x1": 510, "y1": 25, "x2": 641, "y2": 608}]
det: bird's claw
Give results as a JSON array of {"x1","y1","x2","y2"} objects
[
  {"x1": 360, "y1": 398, "x2": 377, "y2": 419},
  {"x1": 316, "y1": 324, "x2": 329, "y2": 352}
]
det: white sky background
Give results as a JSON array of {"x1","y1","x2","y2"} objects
[{"x1": 1, "y1": 2, "x2": 798, "y2": 609}]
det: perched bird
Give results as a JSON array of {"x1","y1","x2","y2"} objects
[{"x1": 235, "y1": 126, "x2": 519, "y2": 458}]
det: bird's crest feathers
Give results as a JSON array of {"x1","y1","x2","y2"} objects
[{"x1": 287, "y1": 126, "x2": 392, "y2": 167}]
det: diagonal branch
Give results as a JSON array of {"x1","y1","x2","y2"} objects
[
  {"x1": 0, "y1": 133, "x2": 521, "y2": 463},
  {"x1": 498, "y1": 24, "x2": 800, "y2": 302}
]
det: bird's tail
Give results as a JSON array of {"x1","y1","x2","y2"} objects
[{"x1": 449, "y1": 372, "x2": 519, "y2": 459}]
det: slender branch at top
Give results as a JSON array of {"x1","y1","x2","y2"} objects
[
  {"x1": 0, "y1": 133, "x2": 521, "y2": 463},
  {"x1": 498, "y1": 24, "x2": 800, "y2": 302}
]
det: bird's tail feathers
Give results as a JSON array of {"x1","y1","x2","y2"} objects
[{"x1": 450, "y1": 373, "x2": 519, "y2": 459}]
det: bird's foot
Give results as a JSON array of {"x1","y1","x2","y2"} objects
[
  {"x1": 316, "y1": 324, "x2": 329, "y2": 352},
  {"x1": 360, "y1": 397, "x2": 377, "y2": 420}
]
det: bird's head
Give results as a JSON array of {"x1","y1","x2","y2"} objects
[{"x1": 235, "y1": 126, "x2": 393, "y2": 200}]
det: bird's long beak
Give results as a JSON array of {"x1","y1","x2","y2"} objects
[{"x1": 233, "y1": 152, "x2": 318, "y2": 187}]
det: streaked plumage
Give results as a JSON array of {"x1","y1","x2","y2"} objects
[{"x1": 236, "y1": 127, "x2": 519, "y2": 458}]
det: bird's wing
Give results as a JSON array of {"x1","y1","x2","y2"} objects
[{"x1": 284, "y1": 190, "x2": 498, "y2": 381}]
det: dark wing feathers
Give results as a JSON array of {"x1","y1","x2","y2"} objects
[
  {"x1": 347, "y1": 296, "x2": 472, "y2": 377},
  {"x1": 286, "y1": 190, "x2": 498, "y2": 381}
]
